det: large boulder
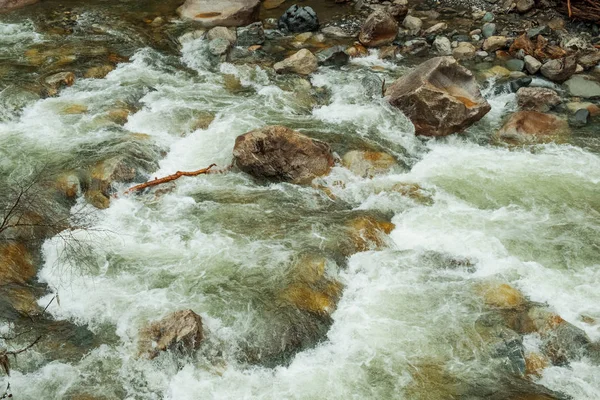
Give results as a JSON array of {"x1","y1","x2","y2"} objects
[
  {"x1": 0, "y1": 0, "x2": 38, "y2": 12},
  {"x1": 273, "y1": 49, "x2": 318, "y2": 75},
  {"x1": 233, "y1": 126, "x2": 334, "y2": 184},
  {"x1": 177, "y1": 0, "x2": 260, "y2": 27},
  {"x1": 358, "y1": 10, "x2": 399, "y2": 48},
  {"x1": 385, "y1": 56, "x2": 491, "y2": 137},
  {"x1": 278, "y1": 5, "x2": 319, "y2": 33},
  {"x1": 139, "y1": 310, "x2": 204, "y2": 359},
  {"x1": 494, "y1": 111, "x2": 569, "y2": 144}
]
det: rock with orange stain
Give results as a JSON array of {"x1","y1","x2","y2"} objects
[
  {"x1": 385, "y1": 57, "x2": 490, "y2": 136},
  {"x1": 347, "y1": 215, "x2": 395, "y2": 252},
  {"x1": 178, "y1": 0, "x2": 260, "y2": 27},
  {"x1": 494, "y1": 111, "x2": 569, "y2": 144},
  {"x1": 525, "y1": 352, "x2": 549, "y2": 377},
  {"x1": 480, "y1": 283, "x2": 526, "y2": 310},
  {"x1": 342, "y1": 150, "x2": 398, "y2": 178},
  {"x1": 359, "y1": 10, "x2": 399, "y2": 48}
]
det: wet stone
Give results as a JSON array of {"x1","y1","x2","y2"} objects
[
  {"x1": 570, "y1": 108, "x2": 590, "y2": 127},
  {"x1": 278, "y1": 5, "x2": 319, "y2": 33},
  {"x1": 236, "y1": 22, "x2": 265, "y2": 46}
]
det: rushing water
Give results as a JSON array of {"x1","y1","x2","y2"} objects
[{"x1": 0, "y1": 2, "x2": 600, "y2": 399}]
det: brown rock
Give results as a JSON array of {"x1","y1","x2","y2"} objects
[
  {"x1": 495, "y1": 111, "x2": 569, "y2": 144},
  {"x1": 525, "y1": 352, "x2": 549, "y2": 377},
  {"x1": 385, "y1": 56, "x2": 491, "y2": 137},
  {"x1": 509, "y1": 34, "x2": 534, "y2": 57},
  {"x1": 358, "y1": 10, "x2": 399, "y2": 48},
  {"x1": 483, "y1": 36, "x2": 508, "y2": 52},
  {"x1": 387, "y1": 0, "x2": 408, "y2": 22},
  {"x1": 480, "y1": 283, "x2": 526, "y2": 310},
  {"x1": 84, "y1": 65, "x2": 115, "y2": 79},
  {"x1": 177, "y1": 0, "x2": 260, "y2": 27},
  {"x1": 233, "y1": 126, "x2": 334, "y2": 184},
  {"x1": 516, "y1": 87, "x2": 561, "y2": 112},
  {"x1": 534, "y1": 36, "x2": 566, "y2": 61},
  {"x1": 577, "y1": 49, "x2": 600, "y2": 70},
  {"x1": 139, "y1": 310, "x2": 204, "y2": 359}
]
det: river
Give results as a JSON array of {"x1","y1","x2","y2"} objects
[{"x1": 0, "y1": 0, "x2": 599, "y2": 399}]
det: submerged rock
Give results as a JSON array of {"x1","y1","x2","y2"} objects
[
  {"x1": 278, "y1": 5, "x2": 319, "y2": 33},
  {"x1": 342, "y1": 150, "x2": 398, "y2": 178},
  {"x1": 44, "y1": 71, "x2": 75, "y2": 96},
  {"x1": 346, "y1": 215, "x2": 395, "y2": 253},
  {"x1": 385, "y1": 56, "x2": 491, "y2": 137},
  {"x1": 0, "y1": 242, "x2": 35, "y2": 285},
  {"x1": 273, "y1": 49, "x2": 318, "y2": 75},
  {"x1": 317, "y1": 46, "x2": 349, "y2": 67},
  {"x1": 233, "y1": 125, "x2": 334, "y2": 184},
  {"x1": 495, "y1": 111, "x2": 569, "y2": 144},
  {"x1": 139, "y1": 310, "x2": 204, "y2": 359},
  {"x1": 359, "y1": 10, "x2": 399, "y2": 48},
  {"x1": 177, "y1": 0, "x2": 260, "y2": 27}
]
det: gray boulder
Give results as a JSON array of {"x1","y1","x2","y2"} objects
[
  {"x1": 540, "y1": 56, "x2": 577, "y2": 83},
  {"x1": 139, "y1": 310, "x2": 204, "y2": 359},
  {"x1": 385, "y1": 56, "x2": 491, "y2": 136}
]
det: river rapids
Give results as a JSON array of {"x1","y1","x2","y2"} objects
[{"x1": 0, "y1": 1, "x2": 599, "y2": 399}]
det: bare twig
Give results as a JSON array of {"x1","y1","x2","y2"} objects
[{"x1": 124, "y1": 164, "x2": 216, "y2": 194}]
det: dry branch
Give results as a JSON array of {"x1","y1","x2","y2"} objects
[{"x1": 124, "y1": 164, "x2": 217, "y2": 194}]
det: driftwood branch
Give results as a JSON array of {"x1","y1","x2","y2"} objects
[{"x1": 125, "y1": 164, "x2": 217, "y2": 195}]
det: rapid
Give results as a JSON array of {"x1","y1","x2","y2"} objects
[{"x1": 0, "y1": 1, "x2": 599, "y2": 399}]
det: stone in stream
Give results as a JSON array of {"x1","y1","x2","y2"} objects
[
  {"x1": 44, "y1": 71, "x2": 75, "y2": 96},
  {"x1": 177, "y1": 0, "x2": 260, "y2": 27},
  {"x1": 387, "y1": 0, "x2": 408, "y2": 22},
  {"x1": 358, "y1": 10, "x2": 399, "y2": 48},
  {"x1": 506, "y1": 59, "x2": 525, "y2": 72},
  {"x1": 317, "y1": 46, "x2": 349, "y2": 67},
  {"x1": 236, "y1": 22, "x2": 265, "y2": 47},
  {"x1": 570, "y1": 108, "x2": 590, "y2": 127},
  {"x1": 207, "y1": 26, "x2": 237, "y2": 44},
  {"x1": 346, "y1": 215, "x2": 395, "y2": 253},
  {"x1": 524, "y1": 55, "x2": 542, "y2": 74},
  {"x1": 385, "y1": 56, "x2": 491, "y2": 137},
  {"x1": 452, "y1": 42, "x2": 476, "y2": 60},
  {"x1": 0, "y1": 242, "x2": 36, "y2": 285},
  {"x1": 0, "y1": 0, "x2": 37, "y2": 11},
  {"x1": 482, "y1": 22, "x2": 496, "y2": 38},
  {"x1": 509, "y1": 76, "x2": 532, "y2": 92},
  {"x1": 564, "y1": 75, "x2": 600, "y2": 98},
  {"x1": 516, "y1": 0, "x2": 535, "y2": 12},
  {"x1": 232, "y1": 125, "x2": 334, "y2": 184},
  {"x1": 273, "y1": 49, "x2": 318, "y2": 75},
  {"x1": 577, "y1": 49, "x2": 600, "y2": 70},
  {"x1": 540, "y1": 56, "x2": 577, "y2": 82},
  {"x1": 138, "y1": 310, "x2": 204, "y2": 359},
  {"x1": 278, "y1": 5, "x2": 319, "y2": 33},
  {"x1": 483, "y1": 36, "x2": 508, "y2": 52},
  {"x1": 403, "y1": 15, "x2": 422, "y2": 35},
  {"x1": 494, "y1": 111, "x2": 569, "y2": 144},
  {"x1": 433, "y1": 36, "x2": 452, "y2": 55},
  {"x1": 208, "y1": 38, "x2": 231, "y2": 56},
  {"x1": 341, "y1": 150, "x2": 398, "y2": 178},
  {"x1": 517, "y1": 87, "x2": 561, "y2": 112}
]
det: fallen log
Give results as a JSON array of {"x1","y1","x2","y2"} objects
[{"x1": 125, "y1": 164, "x2": 216, "y2": 194}]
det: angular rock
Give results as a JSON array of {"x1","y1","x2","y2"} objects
[
  {"x1": 177, "y1": 0, "x2": 260, "y2": 27},
  {"x1": 385, "y1": 56, "x2": 491, "y2": 136},
  {"x1": 509, "y1": 76, "x2": 532, "y2": 92},
  {"x1": 359, "y1": 10, "x2": 399, "y2": 48},
  {"x1": 452, "y1": 42, "x2": 476, "y2": 60},
  {"x1": 278, "y1": 5, "x2": 319, "y2": 33},
  {"x1": 506, "y1": 59, "x2": 525, "y2": 72},
  {"x1": 403, "y1": 15, "x2": 422, "y2": 35},
  {"x1": 517, "y1": 87, "x2": 561, "y2": 112},
  {"x1": 342, "y1": 150, "x2": 398, "y2": 178},
  {"x1": 524, "y1": 55, "x2": 542, "y2": 74},
  {"x1": 208, "y1": 38, "x2": 231, "y2": 56},
  {"x1": 483, "y1": 36, "x2": 508, "y2": 52},
  {"x1": 540, "y1": 56, "x2": 577, "y2": 82},
  {"x1": 577, "y1": 49, "x2": 600, "y2": 70},
  {"x1": 570, "y1": 108, "x2": 590, "y2": 127},
  {"x1": 495, "y1": 111, "x2": 569, "y2": 144},
  {"x1": 509, "y1": 34, "x2": 534, "y2": 57},
  {"x1": 45, "y1": 71, "x2": 75, "y2": 95},
  {"x1": 423, "y1": 22, "x2": 447, "y2": 36},
  {"x1": 535, "y1": 35, "x2": 566, "y2": 61},
  {"x1": 273, "y1": 49, "x2": 318, "y2": 75},
  {"x1": 233, "y1": 126, "x2": 334, "y2": 184},
  {"x1": 236, "y1": 22, "x2": 265, "y2": 47},
  {"x1": 433, "y1": 36, "x2": 452, "y2": 55},
  {"x1": 139, "y1": 310, "x2": 204, "y2": 359}
]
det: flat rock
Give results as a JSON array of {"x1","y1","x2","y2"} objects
[
  {"x1": 177, "y1": 0, "x2": 260, "y2": 27},
  {"x1": 385, "y1": 56, "x2": 491, "y2": 136},
  {"x1": 517, "y1": 87, "x2": 561, "y2": 112},
  {"x1": 564, "y1": 75, "x2": 600, "y2": 98},
  {"x1": 495, "y1": 111, "x2": 569, "y2": 144}
]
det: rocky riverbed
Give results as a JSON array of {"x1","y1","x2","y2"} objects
[{"x1": 0, "y1": 0, "x2": 599, "y2": 399}]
